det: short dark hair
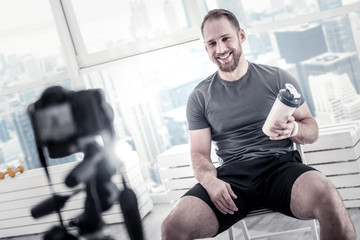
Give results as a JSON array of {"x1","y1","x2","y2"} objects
[{"x1": 200, "y1": 9, "x2": 241, "y2": 36}]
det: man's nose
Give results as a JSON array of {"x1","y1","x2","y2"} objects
[{"x1": 216, "y1": 42, "x2": 226, "y2": 54}]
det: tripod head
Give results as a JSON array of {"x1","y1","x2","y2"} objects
[{"x1": 28, "y1": 86, "x2": 144, "y2": 240}]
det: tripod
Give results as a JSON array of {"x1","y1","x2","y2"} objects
[{"x1": 31, "y1": 140, "x2": 144, "y2": 240}]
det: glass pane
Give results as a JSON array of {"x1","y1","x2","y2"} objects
[
  {"x1": 71, "y1": 0, "x2": 195, "y2": 54},
  {"x1": 83, "y1": 41, "x2": 215, "y2": 191},
  {"x1": 0, "y1": 0, "x2": 68, "y2": 89},
  {"x1": 0, "y1": 0, "x2": 72, "y2": 171},
  {"x1": 0, "y1": 79, "x2": 78, "y2": 172}
]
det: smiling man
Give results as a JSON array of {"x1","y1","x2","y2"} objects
[{"x1": 161, "y1": 9, "x2": 356, "y2": 240}]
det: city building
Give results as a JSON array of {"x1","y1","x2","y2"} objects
[
  {"x1": 216, "y1": 0, "x2": 249, "y2": 27},
  {"x1": 0, "y1": 118, "x2": 10, "y2": 142},
  {"x1": 119, "y1": 93, "x2": 171, "y2": 187},
  {"x1": 0, "y1": 145, "x2": 4, "y2": 165},
  {"x1": 301, "y1": 52, "x2": 360, "y2": 94},
  {"x1": 349, "y1": 12, "x2": 360, "y2": 58},
  {"x1": 317, "y1": 0, "x2": 356, "y2": 53},
  {"x1": 275, "y1": 23, "x2": 328, "y2": 64},
  {"x1": 309, "y1": 72, "x2": 360, "y2": 124},
  {"x1": 322, "y1": 15, "x2": 357, "y2": 53},
  {"x1": 317, "y1": 0, "x2": 342, "y2": 10}
]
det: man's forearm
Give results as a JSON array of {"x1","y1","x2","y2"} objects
[
  {"x1": 191, "y1": 153, "x2": 217, "y2": 189},
  {"x1": 290, "y1": 117, "x2": 319, "y2": 144}
]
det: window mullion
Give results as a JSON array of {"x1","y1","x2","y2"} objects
[
  {"x1": 48, "y1": 0, "x2": 85, "y2": 90},
  {"x1": 60, "y1": 0, "x2": 88, "y2": 60}
]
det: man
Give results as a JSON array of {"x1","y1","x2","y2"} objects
[{"x1": 161, "y1": 9, "x2": 356, "y2": 240}]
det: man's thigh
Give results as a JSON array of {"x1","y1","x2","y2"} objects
[
  {"x1": 166, "y1": 195, "x2": 219, "y2": 238},
  {"x1": 261, "y1": 158, "x2": 316, "y2": 217},
  {"x1": 183, "y1": 183, "x2": 253, "y2": 235}
]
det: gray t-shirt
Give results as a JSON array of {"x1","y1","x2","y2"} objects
[{"x1": 186, "y1": 62, "x2": 305, "y2": 165}]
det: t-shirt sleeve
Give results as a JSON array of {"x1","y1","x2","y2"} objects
[{"x1": 186, "y1": 90, "x2": 210, "y2": 130}]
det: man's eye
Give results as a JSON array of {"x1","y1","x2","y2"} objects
[
  {"x1": 208, "y1": 42, "x2": 216, "y2": 47},
  {"x1": 223, "y1": 37, "x2": 229, "y2": 41}
]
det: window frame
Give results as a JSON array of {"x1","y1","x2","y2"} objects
[{"x1": 58, "y1": 0, "x2": 208, "y2": 70}]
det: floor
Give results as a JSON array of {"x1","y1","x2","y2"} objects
[{"x1": 2, "y1": 203, "x2": 360, "y2": 240}]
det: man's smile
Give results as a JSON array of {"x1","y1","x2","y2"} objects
[
  {"x1": 217, "y1": 51, "x2": 232, "y2": 60},
  {"x1": 216, "y1": 51, "x2": 233, "y2": 65}
]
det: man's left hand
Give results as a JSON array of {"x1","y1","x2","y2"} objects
[{"x1": 269, "y1": 116, "x2": 296, "y2": 140}]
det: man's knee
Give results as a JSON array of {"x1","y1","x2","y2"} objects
[
  {"x1": 161, "y1": 210, "x2": 205, "y2": 240},
  {"x1": 161, "y1": 196, "x2": 219, "y2": 239},
  {"x1": 161, "y1": 215, "x2": 184, "y2": 239},
  {"x1": 311, "y1": 177, "x2": 343, "y2": 216},
  {"x1": 309, "y1": 177, "x2": 356, "y2": 238},
  {"x1": 291, "y1": 171, "x2": 345, "y2": 219}
]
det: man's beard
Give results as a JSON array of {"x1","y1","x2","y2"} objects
[{"x1": 215, "y1": 48, "x2": 241, "y2": 72}]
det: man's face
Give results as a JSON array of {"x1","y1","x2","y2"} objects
[{"x1": 202, "y1": 17, "x2": 244, "y2": 73}]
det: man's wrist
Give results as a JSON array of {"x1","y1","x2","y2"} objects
[
  {"x1": 290, "y1": 121, "x2": 299, "y2": 137},
  {"x1": 201, "y1": 172, "x2": 217, "y2": 185}
]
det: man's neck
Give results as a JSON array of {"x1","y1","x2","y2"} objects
[{"x1": 219, "y1": 58, "x2": 249, "y2": 82}]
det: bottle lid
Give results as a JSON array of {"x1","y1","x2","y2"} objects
[{"x1": 278, "y1": 83, "x2": 301, "y2": 108}]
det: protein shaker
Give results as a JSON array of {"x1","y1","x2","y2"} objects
[{"x1": 262, "y1": 83, "x2": 301, "y2": 137}]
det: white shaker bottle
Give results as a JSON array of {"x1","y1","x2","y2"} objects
[{"x1": 262, "y1": 83, "x2": 301, "y2": 137}]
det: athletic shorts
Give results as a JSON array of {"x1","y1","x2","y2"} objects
[{"x1": 182, "y1": 150, "x2": 317, "y2": 235}]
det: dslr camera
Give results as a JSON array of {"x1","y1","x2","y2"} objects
[{"x1": 28, "y1": 86, "x2": 143, "y2": 240}]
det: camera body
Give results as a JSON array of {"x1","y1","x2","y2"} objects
[{"x1": 28, "y1": 86, "x2": 114, "y2": 158}]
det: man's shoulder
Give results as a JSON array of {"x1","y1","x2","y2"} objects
[
  {"x1": 202, "y1": 71, "x2": 218, "y2": 84},
  {"x1": 194, "y1": 71, "x2": 218, "y2": 90}
]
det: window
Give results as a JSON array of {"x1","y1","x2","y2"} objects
[
  {"x1": 0, "y1": 0, "x2": 73, "y2": 171},
  {"x1": 3, "y1": 0, "x2": 360, "y2": 193},
  {"x1": 61, "y1": 0, "x2": 206, "y2": 68}
]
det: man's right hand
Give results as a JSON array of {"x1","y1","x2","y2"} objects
[{"x1": 205, "y1": 177, "x2": 238, "y2": 215}]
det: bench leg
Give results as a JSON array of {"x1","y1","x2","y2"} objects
[
  {"x1": 310, "y1": 219, "x2": 320, "y2": 240},
  {"x1": 228, "y1": 226, "x2": 234, "y2": 240},
  {"x1": 240, "y1": 220, "x2": 251, "y2": 240}
]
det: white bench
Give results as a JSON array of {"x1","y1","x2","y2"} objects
[
  {"x1": 303, "y1": 121, "x2": 360, "y2": 208},
  {"x1": 0, "y1": 151, "x2": 153, "y2": 238}
]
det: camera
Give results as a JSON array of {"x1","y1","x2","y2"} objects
[
  {"x1": 28, "y1": 86, "x2": 143, "y2": 240},
  {"x1": 29, "y1": 86, "x2": 114, "y2": 158}
]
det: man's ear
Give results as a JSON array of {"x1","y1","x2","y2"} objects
[{"x1": 238, "y1": 29, "x2": 246, "y2": 43}]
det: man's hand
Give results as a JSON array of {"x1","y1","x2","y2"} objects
[
  {"x1": 205, "y1": 177, "x2": 238, "y2": 215},
  {"x1": 269, "y1": 116, "x2": 296, "y2": 140}
]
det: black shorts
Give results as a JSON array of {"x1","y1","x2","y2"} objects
[{"x1": 183, "y1": 150, "x2": 317, "y2": 235}]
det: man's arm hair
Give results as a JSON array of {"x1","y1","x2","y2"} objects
[
  {"x1": 189, "y1": 128, "x2": 239, "y2": 214},
  {"x1": 189, "y1": 128, "x2": 217, "y2": 188},
  {"x1": 291, "y1": 102, "x2": 319, "y2": 144}
]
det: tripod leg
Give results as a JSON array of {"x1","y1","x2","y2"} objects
[{"x1": 119, "y1": 183, "x2": 144, "y2": 240}]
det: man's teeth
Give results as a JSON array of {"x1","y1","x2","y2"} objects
[{"x1": 218, "y1": 53, "x2": 231, "y2": 59}]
